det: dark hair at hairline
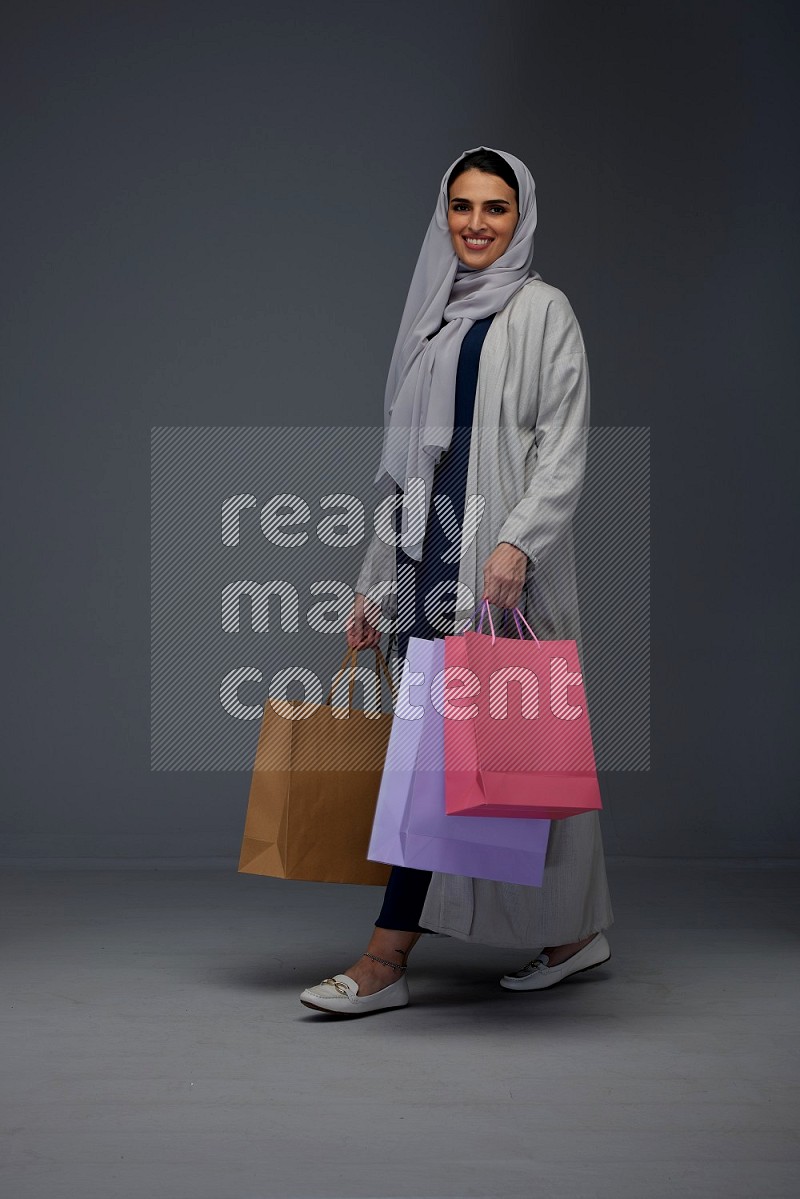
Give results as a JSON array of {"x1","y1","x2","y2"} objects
[{"x1": 447, "y1": 148, "x2": 519, "y2": 206}]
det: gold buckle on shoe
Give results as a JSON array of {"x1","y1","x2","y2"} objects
[{"x1": 322, "y1": 977, "x2": 350, "y2": 997}]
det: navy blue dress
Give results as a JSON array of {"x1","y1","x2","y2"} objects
[{"x1": 375, "y1": 313, "x2": 497, "y2": 933}]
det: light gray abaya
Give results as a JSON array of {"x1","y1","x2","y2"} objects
[{"x1": 357, "y1": 145, "x2": 614, "y2": 949}]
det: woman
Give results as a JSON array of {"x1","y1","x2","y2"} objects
[{"x1": 300, "y1": 146, "x2": 614, "y2": 1015}]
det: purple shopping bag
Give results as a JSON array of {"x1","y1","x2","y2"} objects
[{"x1": 367, "y1": 636, "x2": 550, "y2": 886}]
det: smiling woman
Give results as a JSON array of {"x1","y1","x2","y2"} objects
[
  {"x1": 298, "y1": 145, "x2": 614, "y2": 1017},
  {"x1": 446, "y1": 149, "x2": 520, "y2": 268}
]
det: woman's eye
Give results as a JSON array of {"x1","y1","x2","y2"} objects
[{"x1": 451, "y1": 204, "x2": 507, "y2": 214}]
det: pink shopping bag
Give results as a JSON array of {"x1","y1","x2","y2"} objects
[
  {"x1": 367, "y1": 635, "x2": 550, "y2": 886},
  {"x1": 444, "y1": 603, "x2": 603, "y2": 819}
]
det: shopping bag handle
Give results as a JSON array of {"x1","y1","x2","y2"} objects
[
  {"x1": 468, "y1": 598, "x2": 541, "y2": 647},
  {"x1": 325, "y1": 645, "x2": 397, "y2": 711},
  {"x1": 509, "y1": 605, "x2": 541, "y2": 647},
  {"x1": 373, "y1": 644, "x2": 398, "y2": 703},
  {"x1": 476, "y1": 597, "x2": 497, "y2": 642},
  {"x1": 454, "y1": 598, "x2": 491, "y2": 635}
]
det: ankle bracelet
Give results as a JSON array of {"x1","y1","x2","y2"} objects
[{"x1": 362, "y1": 951, "x2": 407, "y2": 972}]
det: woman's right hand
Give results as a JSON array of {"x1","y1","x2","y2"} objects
[{"x1": 346, "y1": 592, "x2": 382, "y2": 651}]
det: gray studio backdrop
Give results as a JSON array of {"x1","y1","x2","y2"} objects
[{"x1": 2, "y1": 0, "x2": 797, "y2": 860}]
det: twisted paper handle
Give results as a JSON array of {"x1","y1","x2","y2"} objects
[{"x1": 325, "y1": 645, "x2": 397, "y2": 712}]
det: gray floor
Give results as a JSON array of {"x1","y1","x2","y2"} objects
[{"x1": 1, "y1": 859, "x2": 798, "y2": 1199}]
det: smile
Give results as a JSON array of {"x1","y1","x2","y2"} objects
[{"x1": 463, "y1": 236, "x2": 493, "y2": 249}]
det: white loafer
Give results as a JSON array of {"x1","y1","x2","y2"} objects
[
  {"x1": 300, "y1": 972, "x2": 410, "y2": 1015},
  {"x1": 500, "y1": 932, "x2": 611, "y2": 991}
]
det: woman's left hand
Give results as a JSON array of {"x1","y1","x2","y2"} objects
[{"x1": 481, "y1": 542, "x2": 529, "y2": 611}]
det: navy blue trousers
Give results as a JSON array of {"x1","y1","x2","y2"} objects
[
  {"x1": 374, "y1": 314, "x2": 496, "y2": 936},
  {"x1": 373, "y1": 625, "x2": 434, "y2": 932},
  {"x1": 374, "y1": 865, "x2": 434, "y2": 932}
]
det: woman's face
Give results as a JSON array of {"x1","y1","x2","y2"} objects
[{"x1": 447, "y1": 168, "x2": 519, "y2": 268}]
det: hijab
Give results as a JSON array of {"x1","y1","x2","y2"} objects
[{"x1": 373, "y1": 145, "x2": 541, "y2": 561}]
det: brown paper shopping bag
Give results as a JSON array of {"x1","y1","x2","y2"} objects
[{"x1": 238, "y1": 647, "x2": 395, "y2": 885}]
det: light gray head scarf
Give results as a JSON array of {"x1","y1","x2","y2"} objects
[{"x1": 374, "y1": 145, "x2": 541, "y2": 561}]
